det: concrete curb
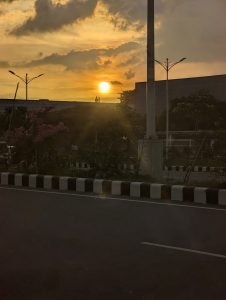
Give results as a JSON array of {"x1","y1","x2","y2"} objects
[{"x1": 0, "y1": 172, "x2": 226, "y2": 207}]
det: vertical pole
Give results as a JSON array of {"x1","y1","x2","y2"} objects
[
  {"x1": 166, "y1": 59, "x2": 169, "y2": 160},
  {"x1": 146, "y1": 0, "x2": 156, "y2": 138},
  {"x1": 26, "y1": 73, "x2": 28, "y2": 101},
  {"x1": 139, "y1": 0, "x2": 163, "y2": 180}
]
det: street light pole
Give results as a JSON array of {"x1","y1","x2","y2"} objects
[
  {"x1": 154, "y1": 57, "x2": 186, "y2": 161},
  {"x1": 9, "y1": 70, "x2": 44, "y2": 101},
  {"x1": 25, "y1": 73, "x2": 28, "y2": 101}
]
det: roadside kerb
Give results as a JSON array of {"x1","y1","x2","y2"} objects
[{"x1": 0, "y1": 172, "x2": 225, "y2": 207}]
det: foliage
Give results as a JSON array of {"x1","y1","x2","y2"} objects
[
  {"x1": 47, "y1": 104, "x2": 145, "y2": 176},
  {"x1": 157, "y1": 90, "x2": 226, "y2": 131},
  {"x1": 4, "y1": 108, "x2": 69, "y2": 174},
  {"x1": 0, "y1": 103, "x2": 145, "y2": 176},
  {"x1": 118, "y1": 89, "x2": 135, "y2": 107}
]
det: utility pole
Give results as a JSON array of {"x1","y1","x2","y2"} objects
[
  {"x1": 155, "y1": 57, "x2": 186, "y2": 160},
  {"x1": 146, "y1": 0, "x2": 156, "y2": 138},
  {"x1": 138, "y1": 0, "x2": 163, "y2": 180},
  {"x1": 9, "y1": 70, "x2": 44, "y2": 101}
]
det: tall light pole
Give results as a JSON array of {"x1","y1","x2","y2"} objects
[
  {"x1": 9, "y1": 70, "x2": 44, "y2": 101},
  {"x1": 146, "y1": 0, "x2": 156, "y2": 138},
  {"x1": 154, "y1": 57, "x2": 186, "y2": 160}
]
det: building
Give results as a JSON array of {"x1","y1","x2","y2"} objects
[{"x1": 134, "y1": 74, "x2": 226, "y2": 116}]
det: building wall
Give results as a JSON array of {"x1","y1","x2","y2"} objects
[{"x1": 135, "y1": 74, "x2": 226, "y2": 116}]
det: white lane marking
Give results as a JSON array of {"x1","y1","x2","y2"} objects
[
  {"x1": 0, "y1": 186, "x2": 226, "y2": 212},
  {"x1": 142, "y1": 242, "x2": 226, "y2": 259}
]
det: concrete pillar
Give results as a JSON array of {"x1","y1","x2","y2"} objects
[
  {"x1": 146, "y1": 0, "x2": 156, "y2": 138},
  {"x1": 138, "y1": 0, "x2": 163, "y2": 180},
  {"x1": 138, "y1": 139, "x2": 163, "y2": 180}
]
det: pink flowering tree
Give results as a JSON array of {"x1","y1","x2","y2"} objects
[{"x1": 7, "y1": 108, "x2": 69, "y2": 174}]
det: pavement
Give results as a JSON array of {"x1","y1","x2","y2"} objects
[{"x1": 0, "y1": 187, "x2": 226, "y2": 300}]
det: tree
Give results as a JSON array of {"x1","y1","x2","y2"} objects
[
  {"x1": 6, "y1": 108, "x2": 69, "y2": 174},
  {"x1": 157, "y1": 91, "x2": 226, "y2": 131},
  {"x1": 119, "y1": 90, "x2": 135, "y2": 107}
]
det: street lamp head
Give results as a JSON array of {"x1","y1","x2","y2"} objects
[
  {"x1": 9, "y1": 70, "x2": 15, "y2": 75},
  {"x1": 180, "y1": 57, "x2": 187, "y2": 62}
]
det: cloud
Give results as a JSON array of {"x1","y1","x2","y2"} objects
[
  {"x1": 103, "y1": 59, "x2": 112, "y2": 66},
  {"x1": 0, "y1": 61, "x2": 10, "y2": 68},
  {"x1": 8, "y1": 0, "x2": 226, "y2": 65},
  {"x1": 0, "y1": 0, "x2": 16, "y2": 2},
  {"x1": 124, "y1": 69, "x2": 135, "y2": 80},
  {"x1": 101, "y1": 0, "x2": 147, "y2": 30},
  {"x1": 118, "y1": 55, "x2": 140, "y2": 67},
  {"x1": 155, "y1": 0, "x2": 226, "y2": 63},
  {"x1": 11, "y1": 0, "x2": 98, "y2": 35},
  {"x1": 23, "y1": 42, "x2": 140, "y2": 71},
  {"x1": 111, "y1": 80, "x2": 122, "y2": 85},
  {"x1": 11, "y1": 0, "x2": 146, "y2": 35}
]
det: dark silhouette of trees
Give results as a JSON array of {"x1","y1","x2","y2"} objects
[{"x1": 157, "y1": 91, "x2": 226, "y2": 131}]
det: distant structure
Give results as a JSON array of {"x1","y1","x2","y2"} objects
[
  {"x1": 0, "y1": 99, "x2": 117, "y2": 112},
  {"x1": 134, "y1": 74, "x2": 226, "y2": 116}
]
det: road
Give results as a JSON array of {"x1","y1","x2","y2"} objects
[{"x1": 0, "y1": 187, "x2": 226, "y2": 299}]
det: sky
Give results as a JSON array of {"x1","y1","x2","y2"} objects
[{"x1": 0, "y1": 0, "x2": 226, "y2": 102}]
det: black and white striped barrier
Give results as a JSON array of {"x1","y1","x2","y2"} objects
[
  {"x1": 164, "y1": 166, "x2": 226, "y2": 172},
  {"x1": 0, "y1": 172, "x2": 226, "y2": 207}
]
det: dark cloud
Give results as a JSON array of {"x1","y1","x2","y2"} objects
[
  {"x1": 11, "y1": 0, "x2": 98, "y2": 35},
  {"x1": 124, "y1": 69, "x2": 135, "y2": 80},
  {"x1": 101, "y1": 0, "x2": 147, "y2": 30},
  {"x1": 111, "y1": 80, "x2": 122, "y2": 85},
  {"x1": 118, "y1": 55, "x2": 140, "y2": 67},
  {"x1": 23, "y1": 42, "x2": 140, "y2": 71},
  {"x1": 0, "y1": 61, "x2": 10, "y2": 68},
  {"x1": 103, "y1": 59, "x2": 112, "y2": 66},
  {"x1": 156, "y1": 0, "x2": 226, "y2": 63},
  {"x1": 8, "y1": 0, "x2": 226, "y2": 65},
  {"x1": 0, "y1": 0, "x2": 16, "y2": 2}
]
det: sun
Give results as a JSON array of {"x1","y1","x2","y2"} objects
[{"x1": 99, "y1": 81, "x2": 110, "y2": 93}]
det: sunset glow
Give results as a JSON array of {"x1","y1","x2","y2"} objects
[
  {"x1": 99, "y1": 82, "x2": 110, "y2": 93},
  {"x1": 0, "y1": 1, "x2": 225, "y2": 102}
]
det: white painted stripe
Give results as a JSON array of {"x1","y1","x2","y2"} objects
[
  {"x1": 76, "y1": 178, "x2": 86, "y2": 192},
  {"x1": 141, "y1": 242, "x2": 226, "y2": 259},
  {"x1": 44, "y1": 175, "x2": 53, "y2": 189},
  {"x1": 150, "y1": 184, "x2": 162, "y2": 200},
  {"x1": 219, "y1": 190, "x2": 226, "y2": 206},
  {"x1": 130, "y1": 182, "x2": 142, "y2": 198},
  {"x1": 59, "y1": 177, "x2": 70, "y2": 191},
  {"x1": 0, "y1": 186, "x2": 226, "y2": 212},
  {"x1": 112, "y1": 181, "x2": 122, "y2": 196},
  {"x1": 93, "y1": 179, "x2": 104, "y2": 194},
  {"x1": 1, "y1": 172, "x2": 9, "y2": 185},
  {"x1": 171, "y1": 185, "x2": 184, "y2": 202},
  {"x1": 15, "y1": 173, "x2": 24, "y2": 187},
  {"x1": 29, "y1": 174, "x2": 37, "y2": 188},
  {"x1": 194, "y1": 187, "x2": 207, "y2": 204}
]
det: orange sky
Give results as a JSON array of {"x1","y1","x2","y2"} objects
[{"x1": 0, "y1": 0, "x2": 225, "y2": 102}]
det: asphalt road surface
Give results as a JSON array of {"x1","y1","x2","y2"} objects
[{"x1": 0, "y1": 187, "x2": 226, "y2": 300}]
